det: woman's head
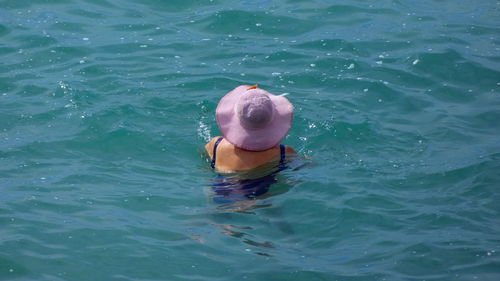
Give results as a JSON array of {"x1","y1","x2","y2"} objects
[{"x1": 216, "y1": 85, "x2": 293, "y2": 151}]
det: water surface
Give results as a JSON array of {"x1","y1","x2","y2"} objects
[{"x1": 1, "y1": 0, "x2": 500, "y2": 280}]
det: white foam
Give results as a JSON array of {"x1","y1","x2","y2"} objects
[{"x1": 197, "y1": 120, "x2": 211, "y2": 142}]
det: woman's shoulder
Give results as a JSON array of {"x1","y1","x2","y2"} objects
[
  {"x1": 284, "y1": 145, "x2": 296, "y2": 154},
  {"x1": 205, "y1": 136, "x2": 223, "y2": 158},
  {"x1": 208, "y1": 136, "x2": 223, "y2": 144}
]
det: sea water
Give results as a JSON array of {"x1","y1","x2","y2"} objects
[{"x1": 1, "y1": 0, "x2": 499, "y2": 280}]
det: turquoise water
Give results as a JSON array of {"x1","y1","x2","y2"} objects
[{"x1": 1, "y1": 0, "x2": 500, "y2": 280}]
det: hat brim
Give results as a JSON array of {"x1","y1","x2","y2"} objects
[{"x1": 216, "y1": 85, "x2": 294, "y2": 151}]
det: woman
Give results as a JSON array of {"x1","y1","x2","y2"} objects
[{"x1": 205, "y1": 84, "x2": 296, "y2": 204}]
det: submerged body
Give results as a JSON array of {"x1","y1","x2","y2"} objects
[{"x1": 206, "y1": 136, "x2": 295, "y2": 204}]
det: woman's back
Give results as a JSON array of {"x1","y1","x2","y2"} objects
[{"x1": 206, "y1": 137, "x2": 295, "y2": 172}]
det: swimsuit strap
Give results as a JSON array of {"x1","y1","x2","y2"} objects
[
  {"x1": 279, "y1": 144, "x2": 286, "y2": 166},
  {"x1": 211, "y1": 137, "x2": 224, "y2": 169}
]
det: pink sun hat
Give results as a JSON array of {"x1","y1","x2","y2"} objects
[{"x1": 216, "y1": 85, "x2": 294, "y2": 151}]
